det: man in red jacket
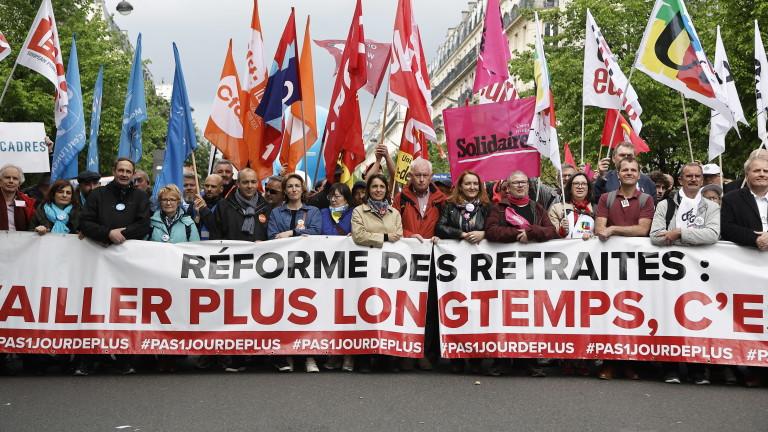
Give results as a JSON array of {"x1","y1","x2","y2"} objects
[
  {"x1": 393, "y1": 157, "x2": 447, "y2": 243},
  {"x1": 0, "y1": 164, "x2": 35, "y2": 231}
]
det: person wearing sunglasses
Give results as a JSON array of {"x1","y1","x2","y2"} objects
[{"x1": 263, "y1": 175, "x2": 285, "y2": 209}]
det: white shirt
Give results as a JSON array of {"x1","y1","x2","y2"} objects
[
  {"x1": 6, "y1": 202, "x2": 15, "y2": 231},
  {"x1": 750, "y1": 190, "x2": 768, "y2": 232}
]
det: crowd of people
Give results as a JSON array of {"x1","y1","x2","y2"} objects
[{"x1": 2, "y1": 140, "x2": 767, "y2": 387}]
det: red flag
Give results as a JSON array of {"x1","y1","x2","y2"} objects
[
  {"x1": 314, "y1": 39, "x2": 391, "y2": 96},
  {"x1": 600, "y1": 109, "x2": 650, "y2": 153},
  {"x1": 322, "y1": 0, "x2": 367, "y2": 183},
  {"x1": 0, "y1": 31, "x2": 11, "y2": 62},
  {"x1": 204, "y1": 40, "x2": 247, "y2": 170},
  {"x1": 563, "y1": 142, "x2": 575, "y2": 166},
  {"x1": 389, "y1": 0, "x2": 435, "y2": 140},
  {"x1": 241, "y1": 0, "x2": 269, "y2": 176}
]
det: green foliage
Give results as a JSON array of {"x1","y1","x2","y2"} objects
[
  {"x1": 508, "y1": 0, "x2": 768, "y2": 179},
  {"x1": 0, "y1": 0, "x2": 207, "y2": 184}
]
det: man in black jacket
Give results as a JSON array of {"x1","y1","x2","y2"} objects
[
  {"x1": 77, "y1": 157, "x2": 150, "y2": 375},
  {"x1": 80, "y1": 158, "x2": 151, "y2": 246},
  {"x1": 721, "y1": 156, "x2": 768, "y2": 250},
  {"x1": 211, "y1": 168, "x2": 270, "y2": 242}
]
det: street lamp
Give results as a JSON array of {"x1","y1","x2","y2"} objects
[{"x1": 116, "y1": 0, "x2": 134, "y2": 15}]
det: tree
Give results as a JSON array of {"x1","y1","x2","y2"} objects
[
  {"x1": 0, "y1": 0, "x2": 208, "y2": 186},
  {"x1": 509, "y1": 0, "x2": 768, "y2": 180}
]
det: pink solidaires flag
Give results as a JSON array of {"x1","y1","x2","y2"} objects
[{"x1": 472, "y1": 0, "x2": 511, "y2": 94}]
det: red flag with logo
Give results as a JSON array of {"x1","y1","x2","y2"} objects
[
  {"x1": 314, "y1": 38, "x2": 390, "y2": 96},
  {"x1": 389, "y1": 0, "x2": 435, "y2": 141},
  {"x1": 322, "y1": 0, "x2": 367, "y2": 183},
  {"x1": 0, "y1": 31, "x2": 11, "y2": 62},
  {"x1": 16, "y1": 0, "x2": 67, "y2": 126},
  {"x1": 600, "y1": 109, "x2": 650, "y2": 153}
]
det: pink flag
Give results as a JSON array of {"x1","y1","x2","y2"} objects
[
  {"x1": 443, "y1": 97, "x2": 540, "y2": 182},
  {"x1": 472, "y1": 0, "x2": 511, "y2": 94}
]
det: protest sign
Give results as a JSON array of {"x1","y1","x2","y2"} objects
[{"x1": 0, "y1": 122, "x2": 50, "y2": 173}]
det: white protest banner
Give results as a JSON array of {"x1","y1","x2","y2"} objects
[
  {"x1": 435, "y1": 238, "x2": 768, "y2": 367},
  {"x1": 0, "y1": 232, "x2": 431, "y2": 357},
  {"x1": 0, "y1": 122, "x2": 49, "y2": 173}
]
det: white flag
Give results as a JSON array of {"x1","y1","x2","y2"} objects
[
  {"x1": 756, "y1": 21, "x2": 768, "y2": 148},
  {"x1": 0, "y1": 31, "x2": 11, "y2": 62},
  {"x1": 16, "y1": 0, "x2": 67, "y2": 126},
  {"x1": 708, "y1": 26, "x2": 748, "y2": 161},
  {"x1": 527, "y1": 13, "x2": 561, "y2": 173},
  {"x1": 582, "y1": 9, "x2": 643, "y2": 132}
]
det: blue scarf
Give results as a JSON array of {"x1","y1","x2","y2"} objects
[{"x1": 44, "y1": 203, "x2": 73, "y2": 233}]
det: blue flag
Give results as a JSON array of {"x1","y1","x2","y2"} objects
[
  {"x1": 152, "y1": 43, "x2": 198, "y2": 198},
  {"x1": 87, "y1": 65, "x2": 104, "y2": 173},
  {"x1": 52, "y1": 35, "x2": 87, "y2": 181},
  {"x1": 117, "y1": 33, "x2": 147, "y2": 163}
]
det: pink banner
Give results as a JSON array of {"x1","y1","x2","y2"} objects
[{"x1": 443, "y1": 97, "x2": 540, "y2": 181}]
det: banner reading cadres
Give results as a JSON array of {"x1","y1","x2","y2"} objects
[
  {"x1": 0, "y1": 233, "x2": 431, "y2": 357},
  {"x1": 0, "y1": 122, "x2": 50, "y2": 173},
  {"x1": 435, "y1": 238, "x2": 768, "y2": 367},
  {"x1": 443, "y1": 96, "x2": 540, "y2": 182}
]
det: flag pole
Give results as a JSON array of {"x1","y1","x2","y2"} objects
[
  {"x1": 299, "y1": 100, "x2": 309, "y2": 185},
  {"x1": 718, "y1": 154, "x2": 724, "y2": 189},
  {"x1": 0, "y1": 61, "x2": 19, "y2": 108},
  {"x1": 208, "y1": 146, "x2": 218, "y2": 175},
  {"x1": 680, "y1": 92, "x2": 694, "y2": 162},
  {"x1": 604, "y1": 66, "x2": 636, "y2": 162},
  {"x1": 190, "y1": 152, "x2": 201, "y2": 193},
  {"x1": 361, "y1": 91, "x2": 379, "y2": 147},
  {"x1": 580, "y1": 103, "x2": 586, "y2": 165},
  {"x1": 373, "y1": 80, "x2": 391, "y2": 176}
]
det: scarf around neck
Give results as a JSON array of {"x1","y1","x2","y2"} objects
[
  {"x1": 44, "y1": 203, "x2": 73, "y2": 233},
  {"x1": 234, "y1": 190, "x2": 261, "y2": 234},
  {"x1": 367, "y1": 198, "x2": 389, "y2": 218},
  {"x1": 507, "y1": 194, "x2": 530, "y2": 207}
]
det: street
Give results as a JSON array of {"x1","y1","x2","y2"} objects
[{"x1": 1, "y1": 364, "x2": 765, "y2": 431}]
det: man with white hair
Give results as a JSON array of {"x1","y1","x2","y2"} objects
[
  {"x1": 0, "y1": 164, "x2": 36, "y2": 231},
  {"x1": 393, "y1": 157, "x2": 447, "y2": 243}
]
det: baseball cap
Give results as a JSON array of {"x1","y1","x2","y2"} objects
[
  {"x1": 702, "y1": 164, "x2": 721, "y2": 176},
  {"x1": 77, "y1": 171, "x2": 101, "y2": 183}
]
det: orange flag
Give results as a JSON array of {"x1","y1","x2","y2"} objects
[
  {"x1": 204, "y1": 40, "x2": 247, "y2": 169},
  {"x1": 280, "y1": 16, "x2": 318, "y2": 173},
  {"x1": 241, "y1": 0, "x2": 270, "y2": 177}
]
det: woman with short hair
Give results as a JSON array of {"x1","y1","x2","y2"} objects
[{"x1": 149, "y1": 184, "x2": 200, "y2": 243}]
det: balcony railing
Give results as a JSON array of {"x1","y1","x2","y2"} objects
[{"x1": 431, "y1": 49, "x2": 477, "y2": 100}]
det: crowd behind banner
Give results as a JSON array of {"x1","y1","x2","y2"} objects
[{"x1": 2, "y1": 140, "x2": 768, "y2": 387}]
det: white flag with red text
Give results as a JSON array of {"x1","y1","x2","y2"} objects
[
  {"x1": 16, "y1": 0, "x2": 67, "y2": 126},
  {"x1": 0, "y1": 31, "x2": 11, "y2": 62}
]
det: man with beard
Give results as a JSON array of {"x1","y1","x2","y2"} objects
[{"x1": 194, "y1": 174, "x2": 223, "y2": 240}]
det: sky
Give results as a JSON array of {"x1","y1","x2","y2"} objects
[{"x1": 109, "y1": 0, "x2": 476, "y2": 130}]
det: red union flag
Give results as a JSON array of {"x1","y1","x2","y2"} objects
[
  {"x1": 389, "y1": 0, "x2": 435, "y2": 141},
  {"x1": 242, "y1": 0, "x2": 269, "y2": 175},
  {"x1": 314, "y1": 38, "x2": 391, "y2": 96},
  {"x1": 205, "y1": 39, "x2": 247, "y2": 170},
  {"x1": 600, "y1": 109, "x2": 650, "y2": 153},
  {"x1": 0, "y1": 31, "x2": 11, "y2": 62},
  {"x1": 322, "y1": 0, "x2": 367, "y2": 183},
  {"x1": 17, "y1": 0, "x2": 67, "y2": 126}
]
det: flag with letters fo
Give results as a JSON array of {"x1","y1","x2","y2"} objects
[
  {"x1": 583, "y1": 9, "x2": 642, "y2": 132},
  {"x1": 152, "y1": 44, "x2": 197, "y2": 198},
  {"x1": 205, "y1": 39, "x2": 247, "y2": 170},
  {"x1": 117, "y1": 33, "x2": 147, "y2": 163},
  {"x1": 635, "y1": 0, "x2": 732, "y2": 127},
  {"x1": 0, "y1": 31, "x2": 11, "y2": 62},
  {"x1": 322, "y1": 0, "x2": 367, "y2": 184},
  {"x1": 756, "y1": 21, "x2": 768, "y2": 148},
  {"x1": 51, "y1": 35, "x2": 86, "y2": 181},
  {"x1": 473, "y1": 0, "x2": 511, "y2": 94},
  {"x1": 708, "y1": 25, "x2": 747, "y2": 161},
  {"x1": 389, "y1": 0, "x2": 435, "y2": 141},
  {"x1": 527, "y1": 13, "x2": 561, "y2": 173},
  {"x1": 255, "y1": 9, "x2": 301, "y2": 174},
  {"x1": 242, "y1": 0, "x2": 269, "y2": 175},
  {"x1": 280, "y1": 16, "x2": 318, "y2": 174},
  {"x1": 87, "y1": 65, "x2": 104, "y2": 173},
  {"x1": 16, "y1": 0, "x2": 67, "y2": 126}
]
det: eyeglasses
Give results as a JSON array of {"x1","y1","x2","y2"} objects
[
  {"x1": 160, "y1": 198, "x2": 179, "y2": 203},
  {"x1": 509, "y1": 181, "x2": 528, "y2": 186},
  {"x1": 572, "y1": 182, "x2": 589, "y2": 187},
  {"x1": 265, "y1": 188, "x2": 280, "y2": 195}
]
